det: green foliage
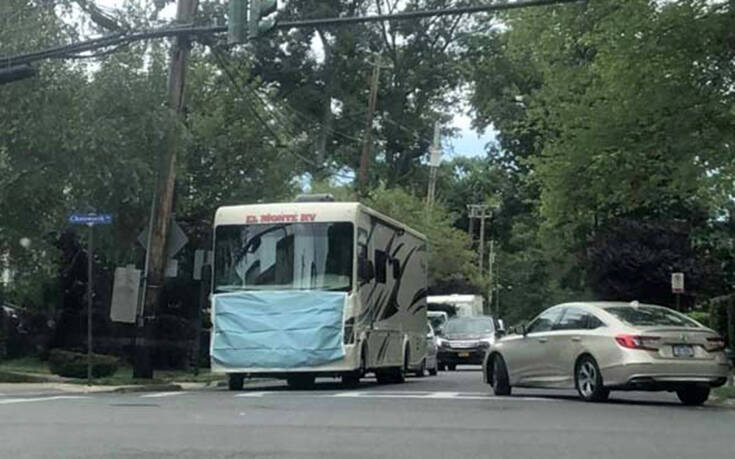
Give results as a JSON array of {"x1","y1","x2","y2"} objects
[
  {"x1": 48, "y1": 349, "x2": 119, "y2": 379},
  {"x1": 466, "y1": 0, "x2": 735, "y2": 320},
  {"x1": 686, "y1": 311, "x2": 710, "y2": 328}
]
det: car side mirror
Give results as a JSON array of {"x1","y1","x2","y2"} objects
[{"x1": 358, "y1": 256, "x2": 375, "y2": 282}]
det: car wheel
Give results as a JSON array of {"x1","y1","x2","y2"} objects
[
  {"x1": 414, "y1": 358, "x2": 426, "y2": 377},
  {"x1": 448, "y1": 363, "x2": 457, "y2": 371},
  {"x1": 490, "y1": 354, "x2": 511, "y2": 396},
  {"x1": 428, "y1": 361, "x2": 438, "y2": 376},
  {"x1": 575, "y1": 356, "x2": 609, "y2": 402},
  {"x1": 676, "y1": 385, "x2": 710, "y2": 406},
  {"x1": 228, "y1": 374, "x2": 244, "y2": 391},
  {"x1": 438, "y1": 363, "x2": 446, "y2": 372},
  {"x1": 342, "y1": 372, "x2": 360, "y2": 387},
  {"x1": 286, "y1": 374, "x2": 316, "y2": 390}
]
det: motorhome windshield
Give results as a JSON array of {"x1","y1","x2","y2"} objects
[{"x1": 214, "y1": 223, "x2": 354, "y2": 293}]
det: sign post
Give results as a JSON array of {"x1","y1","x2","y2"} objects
[
  {"x1": 672, "y1": 272, "x2": 684, "y2": 311},
  {"x1": 68, "y1": 213, "x2": 113, "y2": 385}
]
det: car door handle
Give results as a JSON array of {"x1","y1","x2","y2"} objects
[
  {"x1": 537, "y1": 338, "x2": 548, "y2": 343},
  {"x1": 571, "y1": 337, "x2": 582, "y2": 342}
]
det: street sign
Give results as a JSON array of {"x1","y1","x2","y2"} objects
[
  {"x1": 110, "y1": 266, "x2": 141, "y2": 324},
  {"x1": 672, "y1": 272, "x2": 685, "y2": 294},
  {"x1": 68, "y1": 213, "x2": 113, "y2": 226},
  {"x1": 137, "y1": 218, "x2": 188, "y2": 259}
]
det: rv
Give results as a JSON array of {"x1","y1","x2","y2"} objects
[{"x1": 210, "y1": 199, "x2": 428, "y2": 389}]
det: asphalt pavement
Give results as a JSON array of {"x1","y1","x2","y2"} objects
[{"x1": 1, "y1": 366, "x2": 733, "y2": 459}]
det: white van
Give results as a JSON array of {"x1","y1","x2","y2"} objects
[{"x1": 210, "y1": 200, "x2": 428, "y2": 389}]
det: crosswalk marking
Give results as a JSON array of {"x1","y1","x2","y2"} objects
[
  {"x1": 234, "y1": 391, "x2": 270, "y2": 398},
  {"x1": 140, "y1": 391, "x2": 186, "y2": 398},
  {"x1": 0, "y1": 395, "x2": 90, "y2": 405},
  {"x1": 227, "y1": 390, "x2": 552, "y2": 401},
  {"x1": 425, "y1": 392, "x2": 461, "y2": 398}
]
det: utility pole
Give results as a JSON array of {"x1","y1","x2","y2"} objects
[
  {"x1": 467, "y1": 204, "x2": 491, "y2": 274},
  {"x1": 487, "y1": 240, "x2": 495, "y2": 312},
  {"x1": 357, "y1": 56, "x2": 386, "y2": 195},
  {"x1": 135, "y1": 0, "x2": 198, "y2": 379},
  {"x1": 426, "y1": 122, "x2": 442, "y2": 209}
]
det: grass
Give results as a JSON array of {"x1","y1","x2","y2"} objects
[
  {"x1": 713, "y1": 385, "x2": 735, "y2": 400},
  {"x1": 0, "y1": 370, "x2": 49, "y2": 383},
  {"x1": 0, "y1": 356, "x2": 51, "y2": 374}
]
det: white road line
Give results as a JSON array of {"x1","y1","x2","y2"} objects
[
  {"x1": 425, "y1": 392, "x2": 461, "y2": 399},
  {"x1": 234, "y1": 391, "x2": 270, "y2": 397},
  {"x1": 0, "y1": 395, "x2": 90, "y2": 405},
  {"x1": 140, "y1": 391, "x2": 186, "y2": 398},
  {"x1": 332, "y1": 391, "x2": 363, "y2": 398}
]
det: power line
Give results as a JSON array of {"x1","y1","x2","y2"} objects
[
  {"x1": 212, "y1": 48, "x2": 355, "y2": 181},
  {"x1": 1, "y1": 0, "x2": 585, "y2": 67}
]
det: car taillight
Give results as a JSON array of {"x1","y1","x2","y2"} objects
[
  {"x1": 705, "y1": 336, "x2": 726, "y2": 352},
  {"x1": 615, "y1": 334, "x2": 660, "y2": 351}
]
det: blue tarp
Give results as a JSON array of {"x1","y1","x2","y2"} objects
[{"x1": 211, "y1": 290, "x2": 347, "y2": 369}]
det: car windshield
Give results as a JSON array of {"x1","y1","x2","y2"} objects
[
  {"x1": 444, "y1": 318, "x2": 495, "y2": 335},
  {"x1": 606, "y1": 306, "x2": 700, "y2": 328},
  {"x1": 428, "y1": 315, "x2": 447, "y2": 331},
  {"x1": 214, "y1": 223, "x2": 353, "y2": 293}
]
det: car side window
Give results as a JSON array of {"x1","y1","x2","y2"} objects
[
  {"x1": 554, "y1": 307, "x2": 588, "y2": 331},
  {"x1": 526, "y1": 308, "x2": 563, "y2": 334},
  {"x1": 586, "y1": 314, "x2": 605, "y2": 329}
]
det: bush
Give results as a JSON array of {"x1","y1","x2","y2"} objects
[
  {"x1": 48, "y1": 349, "x2": 119, "y2": 379},
  {"x1": 686, "y1": 311, "x2": 710, "y2": 327}
]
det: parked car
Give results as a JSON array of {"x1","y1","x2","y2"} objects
[
  {"x1": 425, "y1": 322, "x2": 438, "y2": 376},
  {"x1": 437, "y1": 316, "x2": 496, "y2": 371},
  {"x1": 483, "y1": 301, "x2": 730, "y2": 405}
]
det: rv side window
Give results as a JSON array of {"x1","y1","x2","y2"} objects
[{"x1": 374, "y1": 249, "x2": 387, "y2": 283}]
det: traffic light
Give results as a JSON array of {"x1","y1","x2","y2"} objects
[
  {"x1": 227, "y1": 1, "x2": 277, "y2": 44},
  {"x1": 227, "y1": 0, "x2": 247, "y2": 45},
  {"x1": 248, "y1": 0, "x2": 277, "y2": 39}
]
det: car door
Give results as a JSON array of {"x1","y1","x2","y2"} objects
[
  {"x1": 506, "y1": 307, "x2": 564, "y2": 385},
  {"x1": 545, "y1": 307, "x2": 590, "y2": 387}
]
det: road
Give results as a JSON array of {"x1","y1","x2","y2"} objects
[{"x1": 1, "y1": 366, "x2": 733, "y2": 459}]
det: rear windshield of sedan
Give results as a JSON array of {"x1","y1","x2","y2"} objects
[
  {"x1": 606, "y1": 306, "x2": 700, "y2": 328},
  {"x1": 444, "y1": 318, "x2": 495, "y2": 334}
]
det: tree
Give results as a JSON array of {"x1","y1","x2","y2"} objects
[{"x1": 465, "y1": 0, "x2": 735, "y2": 310}]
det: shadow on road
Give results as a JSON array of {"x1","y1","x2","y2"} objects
[
  {"x1": 509, "y1": 391, "x2": 729, "y2": 410},
  {"x1": 235, "y1": 376, "x2": 433, "y2": 392}
]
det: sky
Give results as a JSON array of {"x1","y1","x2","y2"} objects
[{"x1": 94, "y1": 0, "x2": 496, "y2": 161}]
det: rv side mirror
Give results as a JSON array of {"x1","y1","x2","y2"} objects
[{"x1": 358, "y1": 256, "x2": 375, "y2": 282}]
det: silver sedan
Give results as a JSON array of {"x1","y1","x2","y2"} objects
[{"x1": 483, "y1": 301, "x2": 730, "y2": 405}]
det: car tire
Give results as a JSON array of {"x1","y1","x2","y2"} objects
[
  {"x1": 286, "y1": 374, "x2": 316, "y2": 390},
  {"x1": 342, "y1": 372, "x2": 360, "y2": 387},
  {"x1": 438, "y1": 363, "x2": 446, "y2": 372},
  {"x1": 575, "y1": 356, "x2": 609, "y2": 402},
  {"x1": 448, "y1": 364, "x2": 457, "y2": 371},
  {"x1": 428, "y1": 362, "x2": 438, "y2": 376},
  {"x1": 490, "y1": 354, "x2": 511, "y2": 396},
  {"x1": 228, "y1": 374, "x2": 244, "y2": 391},
  {"x1": 375, "y1": 370, "x2": 392, "y2": 384},
  {"x1": 414, "y1": 358, "x2": 426, "y2": 377},
  {"x1": 676, "y1": 385, "x2": 710, "y2": 406}
]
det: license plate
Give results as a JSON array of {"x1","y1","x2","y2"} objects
[
  {"x1": 673, "y1": 344, "x2": 694, "y2": 357},
  {"x1": 458, "y1": 352, "x2": 470, "y2": 358}
]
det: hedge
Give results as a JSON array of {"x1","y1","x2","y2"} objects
[{"x1": 48, "y1": 349, "x2": 119, "y2": 379}]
